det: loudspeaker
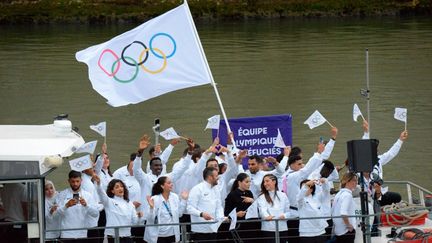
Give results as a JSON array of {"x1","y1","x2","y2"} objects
[{"x1": 347, "y1": 139, "x2": 379, "y2": 172}]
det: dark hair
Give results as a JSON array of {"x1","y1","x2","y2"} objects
[
  {"x1": 203, "y1": 167, "x2": 217, "y2": 180},
  {"x1": 149, "y1": 146, "x2": 156, "y2": 156},
  {"x1": 320, "y1": 160, "x2": 335, "y2": 178},
  {"x1": 94, "y1": 153, "x2": 113, "y2": 177},
  {"x1": 130, "y1": 152, "x2": 137, "y2": 162},
  {"x1": 248, "y1": 155, "x2": 263, "y2": 163},
  {"x1": 230, "y1": 173, "x2": 250, "y2": 192},
  {"x1": 106, "y1": 179, "x2": 129, "y2": 202},
  {"x1": 182, "y1": 144, "x2": 201, "y2": 157},
  {"x1": 290, "y1": 146, "x2": 302, "y2": 157},
  {"x1": 218, "y1": 163, "x2": 227, "y2": 175},
  {"x1": 149, "y1": 157, "x2": 162, "y2": 166},
  {"x1": 68, "y1": 170, "x2": 81, "y2": 179},
  {"x1": 206, "y1": 158, "x2": 218, "y2": 167},
  {"x1": 288, "y1": 155, "x2": 302, "y2": 165},
  {"x1": 259, "y1": 174, "x2": 279, "y2": 206},
  {"x1": 300, "y1": 179, "x2": 316, "y2": 196},
  {"x1": 152, "y1": 176, "x2": 168, "y2": 196},
  {"x1": 276, "y1": 153, "x2": 284, "y2": 163}
]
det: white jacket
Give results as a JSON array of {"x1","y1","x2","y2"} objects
[
  {"x1": 297, "y1": 184, "x2": 328, "y2": 237},
  {"x1": 257, "y1": 191, "x2": 290, "y2": 232},
  {"x1": 144, "y1": 193, "x2": 186, "y2": 243}
]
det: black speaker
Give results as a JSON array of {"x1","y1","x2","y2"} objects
[{"x1": 347, "y1": 139, "x2": 379, "y2": 172}]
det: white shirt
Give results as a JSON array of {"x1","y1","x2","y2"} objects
[
  {"x1": 285, "y1": 152, "x2": 323, "y2": 217},
  {"x1": 187, "y1": 181, "x2": 224, "y2": 233},
  {"x1": 145, "y1": 144, "x2": 175, "y2": 175},
  {"x1": 173, "y1": 153, "x2": 210, "y2": 195},
  {"x1": 96, "y1": 184, "x2": 140, "y2": 237},
  {"x1": 45, "y1": 194, "x2": 61, "y2": 239},
  {"x1": 332, "y1": 188, "x2": 356, "y2": 236},
  {"x1": 56, "y1": 188, "x2": 99, "y2": 238},
  {"x1": 308, "y1": 165, "x2": 338, "y2": 218},
  {"x1": 297, "y1": 184, "x2": 328, "y2": 237},
  {"x1": 257, "y1": 191, "x2": 290, "y2": 232},
  {"x1": 113, "y1": 166, "x2": 142, "y2": 211},
  {"x1": 246, "y1": 156, "x2": 287, "y2": 199},
  {"x1": 134, "y1": 154, "x2": 192, "y2": 212},
  {"x1": 144, "y1": 193, "x2": 186, "y2": 243},
  {"x1": 362, "y1": 132, "x2": 404, "y2": 179},
  {"x1": 81, "y1": 173, "x2": 101, "y2": 227}
]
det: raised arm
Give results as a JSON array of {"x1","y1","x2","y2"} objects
[
  {"x1": 378, "y1": 130, "x2": 408, "y2": 167},
  {"x1": 93, "y1": 175, "x2": 110, "y2": 206},
  {"x1": 159, "y1": 139, "x2": 179, "y2": 164},
  {"x1": 362, "y1": 120, "x2": 370, "y2": 139},
  {"x1": 298, "y1": 143, "x2": 325, "y2": 179},
  {"x1": 133, "y1": 134, "x2": 151, "y2": 183},
  {"x1": 321, "y1": 127, "x2": 338, "y2": 160}
]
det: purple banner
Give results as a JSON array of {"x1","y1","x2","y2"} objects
[{"x1": 212, "y1": 114, "x2": 292, "y2": 161}]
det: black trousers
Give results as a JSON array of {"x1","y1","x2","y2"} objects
[
  {"x1": 191, "y1": 232, "x2": 218, "y2": 243},
  {"x1": 335, "y1": 230, "x2": 355, "y2": 243},
  {"x1": 157, "y1": 235, "x2": 176, "y2": 243},
  {"x1": 131, "y1": 225, "x2": 146, "y2": 243},
  {"x1": 325, "y1": 219, "x2": 333, "y2": 240},
  {"x1": 107, "y1": 236, "x2": 133, "y2": 243},
  {"x1": 287, "y1": 219, "x2": 300, "y2": 243},
  {"x1": 300, "y1": 233, "x2": 326, "y2": 243},
  {"x1": 261, "y1": 230, "x2": 289, "y2": 243}
]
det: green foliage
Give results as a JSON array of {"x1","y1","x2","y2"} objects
[{"x1": 0, "y1": 0, "x2": 430, "y2": 24}]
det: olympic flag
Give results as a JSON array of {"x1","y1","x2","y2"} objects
[
  {"x1": 304, "y1": 110, "x2": 328, "y2": 129},
  {"x1": 76, "y1": 2, "x2": 212, "y2": 107}
]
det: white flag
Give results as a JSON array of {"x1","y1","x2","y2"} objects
[
  {"x1": 69, "y1": 155, "x2": 93, "y2": 172},
  {"x1": 75, "y1": 2, "x2": 212, "y2": 107},
  {"x1": 274, "y1": 128, "x2": 286, "y2": 148},
  {"x1": 75, "y1": 140, "x2": 98, "y2": 154},
  {"x1": 353, "y1": 103, "x2": 364, "y2": 122},
  {"x1": 205, "y1": 115, "x2": 220, "y2": 130},
  {"x1": 160, "y1": 127, "x2": 180, "y2": 140},
  {"x1": 228, "y1": 208, "x2": 237, "y2": 231},
  {"x1": 394, "y1": 107, "x2": 407, "y2": 123},
  {"x1": 90, "y1": 121, "x2": 106, "y2": 137},
  {"x1": 245, "y1": 200, "x2": 259, "y2": 219},
  {"x1": 304, "y1": 110, "x2": 327, "y2": 129}
]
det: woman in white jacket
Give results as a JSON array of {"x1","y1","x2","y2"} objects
[
  {"x1": 94, "y1": 175, "x2": 143, "y2": 243},
  {"x1": 44, "y1": 180, "x2": 61, "y2": 241},
  {"x1": 145, "y1": 176, "x2": 187, "y2": 243},
  {"x1": 297, "y1": 179, "x2": 329, "y2": 243},
  {"x1": 257, "y1": 174, "x2": 290, "y2": 243}
]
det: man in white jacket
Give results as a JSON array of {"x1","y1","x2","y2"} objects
[
  {"x1": 187, "y1": 167, "x2": 226, "y2": 242},
  {"x1": 57, "y1": 170, "x2": 99, "y2": 242}
]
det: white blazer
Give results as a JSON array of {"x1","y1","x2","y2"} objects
[{"x1": 144, "y1": 192, "x2": 186, "y2": 243}]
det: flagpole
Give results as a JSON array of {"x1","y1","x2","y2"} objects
[
  {"x1": 326, "y1": 120, "x2": 335, "y2": 128},
  {"x1": 183, "y1": 1, "x2": 235, "y2": 142},
  {"x1": 365, "y1": 48, "x2": 371, "y2": 135}
]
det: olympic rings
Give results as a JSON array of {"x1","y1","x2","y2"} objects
[
  {"x1": 121, "y1": 41, "x2": 148, "y2": 66},
  {"x1": 149, "y1": 33, "x2": 176, "y2": 59},
  {"x1": 139, "y1": 48, "x2": 167, "y2": 74},
  {"x1": 98, "y1": 33, "x2": 177, "y2": 83},
  {"x1": 98, "y1": 49, "x2": 120, "y2": 77},
  {"x1": 111, "y1": 56, "x2": 139, "y2": 83}
]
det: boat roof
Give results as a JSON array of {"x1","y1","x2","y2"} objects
[{"x1": 0, "y1": 122, "x2": 85, "y2": 178}]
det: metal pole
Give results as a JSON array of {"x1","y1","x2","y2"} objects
[
  {"x1": 366, "y1": 48, "x2": 371, "y2": 135},
  {"x1": 114, "y1": 227, "x2": 120, "y2": 243},
  {"x1": 181, "y1": 224, "x2": 188, "y2": 243},
  {"x1": 275, "y1": 219, "x2": 280, "y2": 243}
]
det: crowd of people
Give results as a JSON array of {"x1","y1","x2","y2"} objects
[{"x1": 39, "y1": 120, "x2": 408, "y2": 243}]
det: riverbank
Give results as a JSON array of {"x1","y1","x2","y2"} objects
[{"x1": 0, "y1": 0, "x2": 431, "y2": 24}]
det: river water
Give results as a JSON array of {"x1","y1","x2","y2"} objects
[{"x1": 0, "y1": 17, "x2": 431, "y2": 189}]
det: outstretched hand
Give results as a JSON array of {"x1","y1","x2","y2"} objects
[
  {"x1": 138, "y1": 134, "x2": 151, "y2": 154},
  {"x1": 363, "y1": 120, "x2": 369, "y2": 133},
  {"x1": 400, "y1": 130, "x2": 408, "y2": 141}
]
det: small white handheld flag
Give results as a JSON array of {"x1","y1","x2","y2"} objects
[
  {"x1": 205, "y1": 115, "x2": 220, "y2": 130},
  {"x1": 69, "y1": 155, "x2": 93, "y2": 172},
  {"x1": 75, "y1": 140, "x2": 98, "y2": 154},
  {"x1": 304, "y1": 110, "x2": 327, "y2": 129},
  {"x1": 274, "y1": 129, "x2": 286, "y2": 148},
  {"x1": 394, "y1": 107, "x2": 407, "y2": 122},
  {"x1": 160, "y1": 127, "x2": 180, "y2": 140},
  {"x1": 353, "y1": 103, "x2": 364, "y2": 122},
  {"x1": 245, "y1": 200, "x2": 258, "y2": 219},
  {"x1": 90, "y1": 121, "x2": 106, "y2": 137},
  {"x1": 228, "y1": 208, "x2": 237, "y2": 231}
]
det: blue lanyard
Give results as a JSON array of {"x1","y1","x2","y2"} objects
[{"x1": 162, "y1": 201, "x2": 173, "y2": 217}]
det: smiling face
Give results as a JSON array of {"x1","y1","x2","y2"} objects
[
  {"x1": 248, "y1": 159, "x2": 260, "y2": 174},
  {"x1": 263, "y1": 176, "x2": 276, "y2": 191},
  {"x1": 150, "y1": 159, "x2": 163, "y2": 176},
  {"x1": 111, "y1": 182, "x2": 125, "y2": 197}
]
